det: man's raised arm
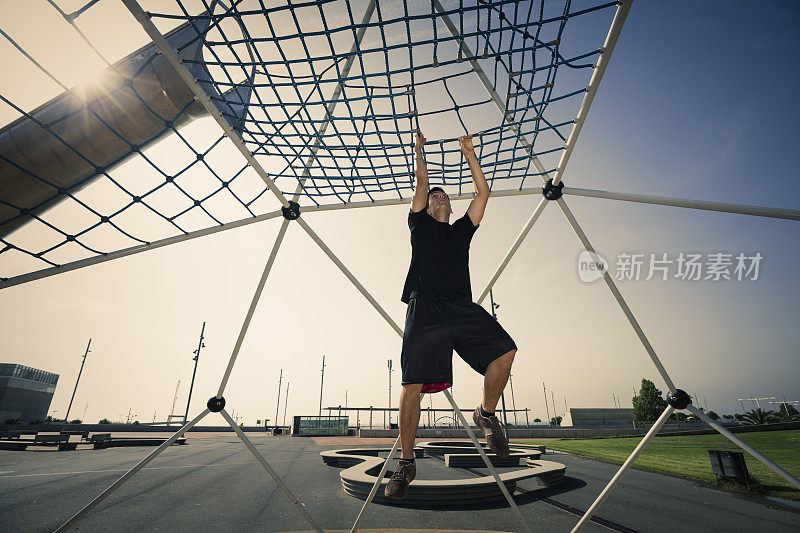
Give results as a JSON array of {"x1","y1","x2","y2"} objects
[
  {"x1": 461, "y1": 134, "x2": 490, "y2": 226},
  {"x1": 411, "y1": 131, "x2": 428, "y2": 213}
]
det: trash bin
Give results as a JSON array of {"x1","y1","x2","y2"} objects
[{"x1": 708, "y1": 449, "x2": 749, "y2": 487}]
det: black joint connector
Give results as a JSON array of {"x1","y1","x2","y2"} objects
[
  {"x1": 281, "y1": 201, "x2": 301, "y2": 220},
  {"x1": 542, "y1": 178, "x2": 564, "y2": 200},
  {"x1": 667, "y1": 389, "x2": 692, "y2": 410},
  {"x1": 207, "y1": 396, "x2": 226, "y2": 412}
]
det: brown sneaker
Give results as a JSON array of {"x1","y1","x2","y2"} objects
[
  {"x1": 473, "y1": 406, "x2": 510, "y2": 458},
  {"x1": 384, "y1": 460, "x2": 416, "y2": 499}
]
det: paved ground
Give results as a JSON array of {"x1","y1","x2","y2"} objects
[{"x1": 0, "y1": 434, "x2": 797, "y2": 532}]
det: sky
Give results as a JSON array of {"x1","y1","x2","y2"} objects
[{"x1": 0, "y1": 1, "x2": 798, "y2": 427}]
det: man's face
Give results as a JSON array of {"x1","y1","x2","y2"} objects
[{"x1": 427, "y1": 190, "x2": 452, "y2": 215}]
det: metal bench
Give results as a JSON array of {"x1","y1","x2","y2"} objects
[
  {"x1": 89, "y1": 433, "x2": 187, "y2": 449},
  {"x1": 60, "y1": 430, "x2": 90, "y2": 440},
  {"x1": 33, "y1": 433, "x2": 77, "y2": 451},
  {"x1": 0, "y1": 430, "x2": 38, "y2": 440},
  {"x1": 90, "y1": 433, "x2": 112, "y2": 449}
]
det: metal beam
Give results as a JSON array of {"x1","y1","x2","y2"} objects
[
  {"x1": 55, "y1": 409, "x2": 210, "y2": 532},
  {"x1": 552, "y1": 0, "x2": 633, "y2": 186},
  {"x1": 571, "y1": 404, "x2": 674, "y2": 532},
  {"x1": 687, "y1": 405, "x2": 800, "y2": 490},
  {"x1": 431, "y1": 0, "x2": 550, "y2": 179},
  {"x1": 295, "y1": 216, "x2": 403, "y2": 337},
  {"x1": 555, "y1": 196, "x2": 677, "y2": 392},
  {"x1": 475, "y1": 196, "x2": 548, "y2": 305},
  {"x1": 564, "y1": 186, "x2": 800, "y2": 221},
  {"x1": 0, "y1": 209, "x2": 283, "y2": 291},
  {"x1": 221, "y1": 409, "x2": 324, "y2": 532},
  {"x1": 0, "y1": 186, "x2": 549, "y2": 292},
  {"x1": 122, "y1": 0, "x2": 289, "y2": 207},
  {"x1": 216, "y1": 218, "x2": 291, "y2": 397},
  {"x1": 443, "y1": 388, "x2": 530, "y2": 533}
]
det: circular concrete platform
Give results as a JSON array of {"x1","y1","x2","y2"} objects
[
  {"x1": 321, "y1": 443, "x2": 566, "y2": 506},
  {"x1": 286, "y1": 530, "x2": 515, "y2": 532}
]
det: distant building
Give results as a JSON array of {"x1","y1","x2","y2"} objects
[
  {"x1": 570, "y1": 407, "x2": 634, "y2": 428},
  {"x1": 0, "y1": 363, "x2": 59, "y2": 423}
]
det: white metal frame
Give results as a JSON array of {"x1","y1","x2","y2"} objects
[{"x1": 28, "y1": 0, "x2": 797, "y2": 531}]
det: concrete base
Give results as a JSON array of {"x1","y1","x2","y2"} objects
[
  {"x1": 417, "y1": 441, "x2": 543, "y2": 468},
  {"x1": 321, "y1": 444, "x2": 566, "y2": 506}
]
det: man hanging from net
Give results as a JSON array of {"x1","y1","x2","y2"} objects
[{"x1": 385, "y1": 131, "x2": 518, "y2": 499}]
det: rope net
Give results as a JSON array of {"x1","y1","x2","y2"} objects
[{"x1": 0, "y1": 0, "x2": 617, "y2": 283}]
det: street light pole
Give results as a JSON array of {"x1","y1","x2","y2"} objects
[
  {"x1": 282, "y1": 382, "x2": 289, "y2": 428},
  {"x1": 543, "y1": 381, "x2": 550, "y2": 425},
  {"x1": 274, "y1": 369, "x2": 283, "y2": 432},
  {"x1": 489, "y1": 289, "x2": 511, "y2": 439},
  {"x1": 509, "y1": 373, "x2": 518, "y2": 426},
  {"x1": 318, "y1": 355, "x2": 326, "y2": 427},
  {"x1": 387, "y1": 359, "x2": 393, "y2": 427},
  {"x1": 63, "y1": 339, "x2": 91, "y2": 428},
  {"x1": 184, "y1": 322, "x2": 205, "y2": 424}
]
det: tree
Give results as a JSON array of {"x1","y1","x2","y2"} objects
[
  {"x1": 533, "y1": 418, "x2": 541, "y2": 423},
  {"x1": 742, "y1": 408, "x2": 779, "y2": 425},
  {"x1": 550, "y1": 416, "x2": 562, "y2": 426},
  {"x1": 671, "y1": 412, "x2": 687, "y2": 422},
  {"x1": 632, "y1": 378, "x2": 668, "y2": 422},
  {"x1": 707, "y1": 410, "x2": 720, "y2": 420},
  {"x1": 99, "y1": 418, "x2": 111, "y2": 424},
  {"x1": 778, "y1": 403, "x2": 799, "y2": 422},
  {"x1": 733, "y1": 413, "x2": 744, "y2": 422},
  {"x1": 722, "y1": 414, "x2": 734, "y2": 420}
]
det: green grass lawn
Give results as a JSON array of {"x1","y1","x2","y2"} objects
[{"x1": 517, "y1": 429, "x2": 800, "y2": 501}]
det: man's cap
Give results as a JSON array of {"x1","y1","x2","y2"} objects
[
  {"x1": 426, "y1": 186, "x2": 448, "y2": 208},
  {"x1": 427, "y1": 186, "x2": 446, "y2": 200}
]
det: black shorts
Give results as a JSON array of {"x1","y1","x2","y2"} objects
[{"x1": 400, "y1": 296, "x2": 517, "y2": 389}]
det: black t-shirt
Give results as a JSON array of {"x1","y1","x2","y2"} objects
[{"x1": 401, "y1": 208, "x2": 479, "y2": 303}]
